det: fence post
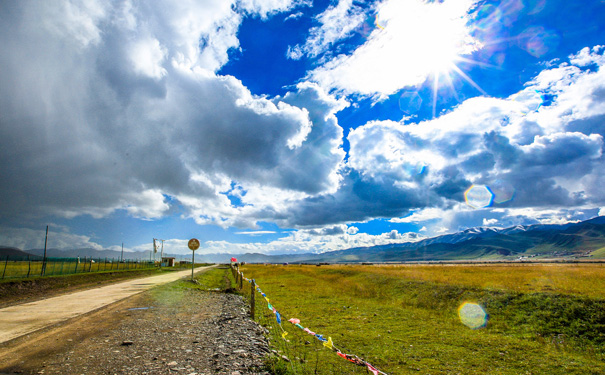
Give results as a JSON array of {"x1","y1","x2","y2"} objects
[
  {"x1": 2, "y1": 255, "x2": 8, "y2": 279},
  {"x1": 239, "y1": 271, "x2": 243, "y2": 290},
  {"x1": 251, "y1": 279, "x2": 256, "y2": 320},
  {"x1": 27, "y1": 255, "x2": 31, "y2": 278}
]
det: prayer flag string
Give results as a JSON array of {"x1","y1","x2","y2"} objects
[{"x1": 237, "y1": 268, "x2": 387, "y2": 375}]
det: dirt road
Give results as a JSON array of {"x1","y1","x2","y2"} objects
[
  {"x1": 0, "y1": 266, "x2": 215, "y2": 344},
  {"x1": 0, "y1": 266, "x2": 271, "y2": 374}
]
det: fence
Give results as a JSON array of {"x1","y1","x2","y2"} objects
[
  {"x1": 1, "y1": 255, "x2": 156, "y2": 280},
  {"x1": 231, "y1": 265, "x2": 387, "y2": 375}
]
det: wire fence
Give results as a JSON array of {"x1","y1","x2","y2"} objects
[
  {"x1": 231, "y1": 265, "x2": 387, "y2": 375},
  {"x1": 0, "y1": 255, "x2": 156, "y2": 279}
]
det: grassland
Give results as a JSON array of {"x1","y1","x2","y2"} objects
[
  {"x1": 0, "y1": 258, "x2": 157, "y2": 279},
  {"x1": 238, "y1": 263, "x2": 605, "y2": 374}
]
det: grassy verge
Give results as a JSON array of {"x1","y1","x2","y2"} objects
[
  {"x1": 142, "y1": 265, "x2": 235, "y2": 305},
  {"x1": 240, "y1": 264, "x2": 605, "y2": 375}
]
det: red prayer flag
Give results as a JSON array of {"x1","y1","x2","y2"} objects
[
  {"x1": 231, "y1": 257, "x2": 237, "y2": 262},
  {"x1": 366, "y1": 363, "x2": 379, "y2": 375}
]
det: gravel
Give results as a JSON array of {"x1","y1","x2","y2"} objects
[{"x1": 6, "y1": 285, "x2": 272, "y2": 375}]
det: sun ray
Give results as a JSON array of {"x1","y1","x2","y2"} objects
[
  {"x1": 454, "y1": 56, "x2": 501, "y2": 70},
  {"x1": 432, "y1": 72, "x2": 440, "y2": 118},
  {"x1": 450, "y1": 64, "x2": 487, "y2": 96},
  {"x1": 441, "y1": 66, "x2": 461, "y2": 103}
]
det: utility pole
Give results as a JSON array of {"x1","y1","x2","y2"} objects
[
  {"x1": 121, "y1": 243, "x2": 124, "y2": 262},
  {"x1": 41, "y1": 225, "x2": 48, "y2": 276}
]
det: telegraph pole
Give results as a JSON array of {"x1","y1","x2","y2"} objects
[{"x1": 41, "y1": 225, "x2": 48, "y2": 276}]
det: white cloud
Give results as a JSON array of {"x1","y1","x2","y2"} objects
[
  {"x1": 40, "y1": 0, "x2": 109, "y2": 47},
  {"x1": 288, "y1": 0, "x2": 366, "y2": 60},
  {"x1": 344, "y1": 45, "x2": 605, "y2": 214},
  {"x1": 130, "y1": 38, "x2": 168, "y2": 79},
  {"x1": 0, "y1": 1, "x2": 346, "y2": 229},
  {"x1": 238, "y1": 0, "x2": 310, "y2": 19},
  {"x1": 0, "y1": 226, "x2": 104, "y2": 250},
  {"x1": 482, "y1": 218, "x2": 498, "y2": 226},
  {"x1": 309, "y1": 0, "x2": 481, "y2": 97},
  {"x1": 235, "y1": 231, "x2": 277, "y2": 235},
  {"x1": 200, "y1": 227, "x2": 425, "y2": 255},
  {"x1": 124, "y1": 190, "x2": 170, "y2": 220},
  {"x1": 391, "y1": 208, "x2": 446, "y2": 223},
  {"x1": 569, "y1": 45, "x2": 605, "y2": 67},
  {"x1": 282, "y1": 45, "x2": 605, "y2": 234}
]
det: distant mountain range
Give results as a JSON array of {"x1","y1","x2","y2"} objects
[
  {"x1": 2, "y1": 216, "x2": 605, "y2": 263},
  {"x1": 0, "y1": 247, "x2": 43, "y2": 261},
  {"x1": 196, "y1": 216, "x2": 605, "y2": 263}
]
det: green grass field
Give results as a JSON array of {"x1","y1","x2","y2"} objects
[
  {"x1": 0, "y1": 258, "x2": 159, "y2": 279},
  {"x1": 236, "y1": 263, "x2": 605, "y2": 375}
]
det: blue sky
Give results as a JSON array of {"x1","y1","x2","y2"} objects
[{"x1": 1, "y1": 0, "x2": 605, "y2": 256}]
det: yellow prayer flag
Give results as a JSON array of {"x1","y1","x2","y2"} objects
[
  {"x1": 282, "y1": 331, "x2": 288, "y2": 340},
  {"x1": 323, "y1": 336, "x2": 334, "y2": 350}
]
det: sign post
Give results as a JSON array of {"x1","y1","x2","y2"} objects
[{"x1": 188, "y1": 238, "x2": 200, "y2": 281}]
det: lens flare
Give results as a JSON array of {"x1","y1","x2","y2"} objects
[
  {"x1": 464, "y1": 185, "x2": 494, "y2": 209},
  {"x1": 399, "y1": 91, "x2": 423, "y2": 114},
  {"x1": 519, "y1": 26, "x2": 560, "y2": 58},
  {"x1": 512, "y1": 89, "x2": 544, "y2": 115},
  {"x1": 488, "y1": 179, "x2": 515, "y2": 204},
  {"x1": 402, "y1": 162, "x2": 426, "y2": 177},
  {"x1": 458, "y1": 302, "x2": 488, "y2": 329}
]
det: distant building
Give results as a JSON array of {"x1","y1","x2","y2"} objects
[{"x1": 161, "y1": 257, "x2": 175, "y2": 267}]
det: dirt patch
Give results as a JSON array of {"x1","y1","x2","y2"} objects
[{"x1": 0, "y1": 281, "x2": 271, "y2": 375}]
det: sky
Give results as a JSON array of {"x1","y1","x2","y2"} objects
[{"x1": 1, "y1": 0, "x2": 605, "y2": 256}]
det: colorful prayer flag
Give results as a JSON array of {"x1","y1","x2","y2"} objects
[{"x1": 366, "y1": 363, "x2": 379, "y2": 375}]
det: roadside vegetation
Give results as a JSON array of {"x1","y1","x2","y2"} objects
[{"x1": 239, "y1": 263, "x2": 605, "y2": 374}]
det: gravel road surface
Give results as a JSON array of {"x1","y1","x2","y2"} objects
[{"x1": 0, "y1": 266, "x2": 216, "y2": 344}]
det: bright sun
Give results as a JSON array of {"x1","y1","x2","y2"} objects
[
  {"x1": 310, "y1": 0, "x2": 484, "y2": 110},
  {"x1": 375, "y1": 0, "x2": 485, "y2": 116}
]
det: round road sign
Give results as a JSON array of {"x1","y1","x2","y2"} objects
[{"x1": 188, "y1": 238, "x2": 200, "y2": 251}]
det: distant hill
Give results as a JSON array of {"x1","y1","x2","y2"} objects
[
  {"x1": 24, "y1": 247, "x2": 151, "y2": 260},
  {"x1": 0, "y1": 246, "x2": 43, "y2": 260},
  {"x1": 24, "y1": 248, "x2": 200, "y2": 263}
]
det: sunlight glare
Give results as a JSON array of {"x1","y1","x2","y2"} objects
[
  {"x1": 312, "y1": 0, "x2": 482, "y2": 97},
  {"x1": 458, "y1": 302, "x2": 488, "y2": 329},
  {"x1": 465, "y1": 185, "x2": 494, "y2": 209}
]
